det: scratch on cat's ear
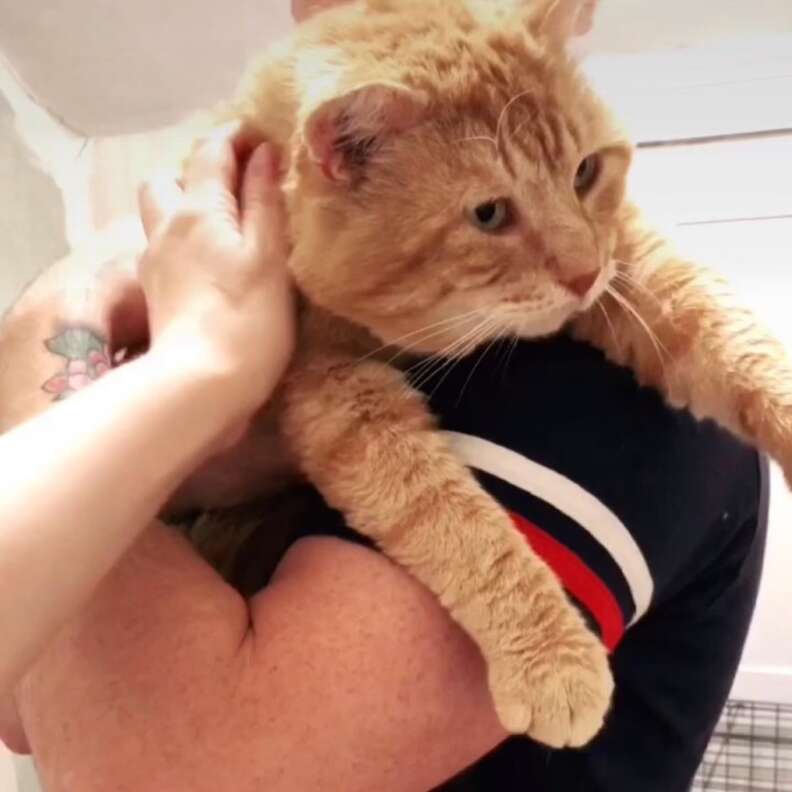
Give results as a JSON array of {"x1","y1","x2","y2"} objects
[{"x1": 301, "y1": 82, "x2": 428, "y2": 183}]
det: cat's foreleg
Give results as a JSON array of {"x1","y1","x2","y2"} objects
[
  {"x1": 281, "y1": 352, "x2": 613, "y2": 746},
  {"x1": 574, "y1": 205, "x2": 792, "y2": 479}
]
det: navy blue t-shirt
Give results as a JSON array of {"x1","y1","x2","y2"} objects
[{"x1": 233, "y1": 336, "x2": 768, "y2": 792}]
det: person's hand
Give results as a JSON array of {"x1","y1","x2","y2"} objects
[{"x1": 137, "y1": 125, "x2": 295, "y2": 424}]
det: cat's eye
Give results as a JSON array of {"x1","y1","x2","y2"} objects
[
  {"x1": 469, "y1": 199, "x2": 513, "y2": 233},
  {"x1": 574, "y1": 154, "x2": 601, "y2": 196}
]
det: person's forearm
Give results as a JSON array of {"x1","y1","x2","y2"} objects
[{"x1": 0, "y1": 343, "x2": 238, "y2": 694}]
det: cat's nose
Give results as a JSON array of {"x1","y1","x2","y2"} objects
[{"x1": 561, "y1": 269, "x2": 599, "y2": 298}]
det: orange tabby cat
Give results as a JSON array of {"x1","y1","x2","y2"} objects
[{"x1": 180, "y1": 0, "x2": 792, "y2": 748}]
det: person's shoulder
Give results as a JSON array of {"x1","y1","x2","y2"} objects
[
  {"x1": 415, "y1": 335, "x2": 759, "y2": 508},
  {"x1": 413, "y1": 336, "x2": 764, "y2": 613}
]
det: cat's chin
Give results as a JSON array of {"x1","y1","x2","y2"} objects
[{"x1": 505, "y1": 304, "x2": 578, "y2": 341}]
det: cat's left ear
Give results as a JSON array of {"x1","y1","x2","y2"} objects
[
  {"x1": 301, "y1": 81, "x2": 429, "y2": 182},
  {"x1": 529, "y1": 0, "x2": 598, "y2": 43}
]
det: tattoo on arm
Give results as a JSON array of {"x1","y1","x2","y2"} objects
[{"x1": 41, "y1": 326, "x2": 112, "y2": 401}]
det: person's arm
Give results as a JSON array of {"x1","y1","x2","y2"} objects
[
  {"x1": 0, "y1": 129, "x2": 294, "y2": 696},
  {"x1": 0, "y1": 219, "x2": 145, "y2": 434},
  {"x1": 14, "y1": 523, "x2": 506, "y2": 791},
  {"x1": 0, "y1": 345, "x2": 251, "y2": 694}
]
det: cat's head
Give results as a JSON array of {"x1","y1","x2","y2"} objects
[{"x1": 285, "y1": 0, "x2": 632, "y2": 353}]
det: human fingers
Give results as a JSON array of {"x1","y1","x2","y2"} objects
[{"x1": 138, "y1": 176, "x2": 183, "y2": 239}]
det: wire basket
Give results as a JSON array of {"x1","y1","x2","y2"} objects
[{"x1": 692, "y1": 701, "x2": 792, "y2": 791}]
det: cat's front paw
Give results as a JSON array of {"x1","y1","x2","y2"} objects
[{"x1": 488, "y1": 610, "x2": 613, "y2": 748}]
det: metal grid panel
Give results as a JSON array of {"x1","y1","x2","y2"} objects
[{"x1": 693, "y1": 701, "x2": 792, "y2": 791}]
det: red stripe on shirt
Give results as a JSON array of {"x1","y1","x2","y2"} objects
[{"x1": 510, "y1": 511, "x2": 625, "y2": 651}]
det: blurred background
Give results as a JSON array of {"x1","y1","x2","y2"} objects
[{"x1": 1, "y1": 1, "x2": 791, "y2": 789}]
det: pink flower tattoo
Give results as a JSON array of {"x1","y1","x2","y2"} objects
[{"x1": 42, "y1": 326, "x2": 112, "y2": 401}]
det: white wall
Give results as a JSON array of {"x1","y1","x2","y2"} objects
[
  {"x1": 1, "y1": 0, "x2": 791, "y2": 136},
  {"x1": 587, "y1": 0, "x2": 792, "y2": 54},
  {"x1": 0, "y1": 65, "x2": 70, "y2": 310}
]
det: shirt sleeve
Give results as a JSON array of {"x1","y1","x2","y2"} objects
[
  {"x1": 416, "y1": 338, "x2": 769, "y2": 792},
  {"x1": 449, "y1": 484, "x2": 767, "y2": 792},
  {"x1": 583, "y1": 478, "x2": 768, "y2": 791}
]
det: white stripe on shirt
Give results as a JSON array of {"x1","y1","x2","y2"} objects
[{"x1": 444, "y1": 431, "x2": 654, "y2": 623}]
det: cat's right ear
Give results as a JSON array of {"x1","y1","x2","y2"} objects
[
  {"x1": 525, "y1": 0, "x2": 599, "y2": 42},
  {"x1": 301, "y1": 82, "x2": 428, "y2": 182},
  {"x1": 292, "y1": 0, "x2": 348, "y2": 23}
]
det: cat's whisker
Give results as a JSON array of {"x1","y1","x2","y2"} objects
[
  {"x1": 410, "y1": 317, "x2": 498, "y2": 395},
  {"x1": 354, "y1": 307, "x2": 492, "y2": 367},
  {"x1": 380, "y1": 319, "x2": 482, "y2": 371},
  {"x1": 410, "y1": 358, "x2": 455, "y2": 395},
  {"x1": 382, "y1": 317, "x2": 494, "y2": 402},
  {"x1": 596, "y1": 300, "x2": 618, "y2": 348},
  {"x1": 607, "y1": 285, "x2": 669, "y2": 365},
  {"x1": 405, "y1": 323, "x2": 486, "y2": 381},
  {"x1": 455, "y1": 328, "x2": 503, "y2": 406},
  {"x1": 612, "y1": 265, "x2": 663, "y2": 308},
  {"x1": 407, "y1": 355, "x2": 450, "y2": 391},
  {"x1": 490, "y1": 331, "x2": 519, "y2": 385},
  {"x1": 494, "y1": 330, "x2": 513, "y2": 371},
  {"x1": 374, "y1": 308, "x2": 490, "y2": 357},
  {"x1": 405, "y1": 326, "x2": 481, "y2": 388},
  {"x1": 613, "y1": 270, "x2": 667, "y2": 319},
  {"x1": 419, "y1": 357, "x2": 460, "y2": 397},
  {"x1": 495, "y1": 89, "x2": 535, "y2": 157},
  {"x1": 503, "y1": 335, "x2": 519, "y2": 378},
  {"x1": 408, "y1": 326, "x2": 485, "y2": 391},
  {"x1": 402, "y1": 358, "x2": 441, "y2": 397},
  {"x1": 492, "y1": 332, "x2": 515, "y2": 385},
  {"x1": 425, "y1": 318, "x2": 500, "y2": 400}
]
